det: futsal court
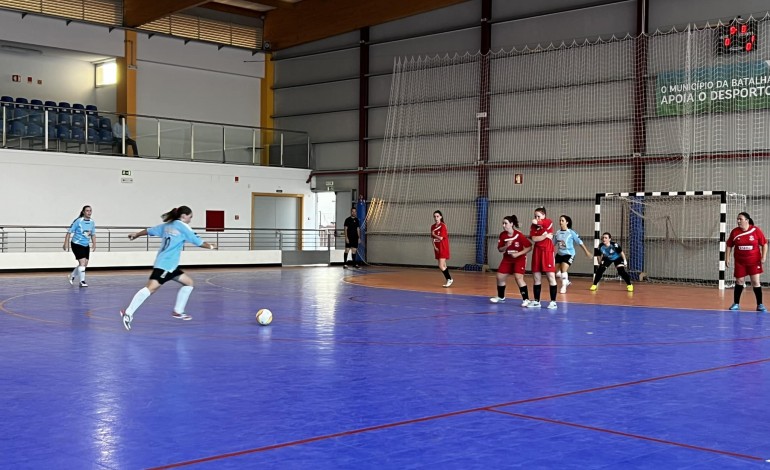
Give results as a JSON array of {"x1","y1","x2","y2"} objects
[{"x1": 2, "y1": 265, "x2": 770, "y2": 469}]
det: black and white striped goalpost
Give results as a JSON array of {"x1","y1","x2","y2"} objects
[{"x1": 595, "y1": 191, "x2": 728, "y2": 289}]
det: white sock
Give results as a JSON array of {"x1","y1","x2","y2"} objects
[
  {"x1": 78, "y1": 266, "x2": 86, "y2": 282},
  {"x1": 174, "y1": 286, "x2": 194, "y2": 314},
  {"x1": 126, "y1": 287, "x2": 151, "y2": 316},
  {"x1": 562, "y1": 272, "x2": 569, "y2": 284},
  {"x1": 71, "y1": 267, "x2": 79, "y2": 278}
]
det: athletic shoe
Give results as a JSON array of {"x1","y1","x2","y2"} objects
[
  {"x1": 443, "y1": 279, "x2": 454, "y2": 288},
  {"x1": 560, "y1": 280, "x2": 571, "y2": 294},
  {"x1": 728, "y1": 303, "x2": 740, "y2": 311},
  {"x1": 626, "y1": 284, "x2": 634, "y2": 292},
  {"x1": 120, "y1": 309, "x2": 132, "y2": 331},
  {"x1": 521, "y1": 299, "x2": 530, "y2": 307},
  {"x1": 527, "y1": 300, "x2": 541, "y2": 308},
  {"x1": 489, "y1": 297, "x2": 505, "y2": 303},
  {"x1": 758, "y1": 304, "x2": 767, "y2": 312},
  {"x1": 342, "y1": 264, "x2": 348, "y2": 269},
  {"x1": 172, "y1": 312, "x2": 192, "y2": 321},
  {"x1": 79, "y1": 281, "x2": 88, "y2": 288},
  {"x1": 68, "y1": 274, "x2": 75, "y2": 285},
  {"x1": 589, "y1": 285, "x2": 598, "y2": 291},
  {"x1": 547, "y1": 301, "x2": 557, "y2": 309}
]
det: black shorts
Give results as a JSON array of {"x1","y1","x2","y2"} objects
[
  {"x1": 149, "y1": 268, "x2": 184, "y2": 285},
  {"x1": 601, "y1": 257, "x2": 625, "y2": 268},
  {"x1": 345, "y1": 239, "x2": 359, "y2": 249},
  {"x1": 71, "y1": 242, "x2": 90, "y2": 260},
  {"x1": 555, "y1": 254, "x2": 574, "y2": 265}
]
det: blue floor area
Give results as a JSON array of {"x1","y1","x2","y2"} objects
[{"x1": 1, "y1": 267, "x2": 769, "y2": 469}]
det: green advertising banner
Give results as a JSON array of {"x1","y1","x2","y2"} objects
[{"x1": 655, "y1": 61, "x2": 770, "y2": 116}]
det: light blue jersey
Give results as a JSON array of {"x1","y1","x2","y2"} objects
[
  {"x1": 68, "y1": 217, "x2": 96, "y2": 247},
  {"x1": 148, "y1": 220, "x2": 204, "y2": 272},
  {"x1": 555, "y1": 229, "x2": 584, "y2": 256}
]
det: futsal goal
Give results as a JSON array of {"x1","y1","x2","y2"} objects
[{"x1": 595, "y1": 191, "x2": 746, "y2": 289}]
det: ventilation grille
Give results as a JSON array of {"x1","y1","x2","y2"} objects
[
  {"x1": 0, "y1": 0, "x2": 121, "y2": 25},
  {"x1": 141, "y1": 13, "x2": 262, "y2": 50},
  {"x1": 0, "y1": 1, "x2": 263, "y2": 50}
]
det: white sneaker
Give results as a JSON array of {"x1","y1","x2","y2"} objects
[
  {"x1": 527, "y1": 300, "x2": 542, "y2": 308},
  {"x1": 79, "y1": 281, "x2": 88, "y2": 288},
  {"x1": 560, "y1": 280, "x2": 571, "y2": 294},
  {"x1": 521, "y1": 299, "x2": 530, "y2": 307},
  {"x1": 68, "y1": 274, "x2": 75, "y2": 285},
  {"x1": 120, "y1": 309, "x2": 132, "y2": 331},
  {"x1": 547, "y1": 301, "x2": 558, "y2": 309},
  {"x1": 490, "y1": 297, "x2": 505, "y2": 303},
  {"x1": 443, "y1": 279, "x2": 454, "y2": 288},
  {"x1": 172, "y1": 312, "x2": 193, "y2": 321}
]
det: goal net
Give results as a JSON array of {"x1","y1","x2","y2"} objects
[
  {"x1": 364, "y1": 15, "x2": 770, "y2": 280},
  {"x1": 596, "y1": 191, "x2": 746, "y2": 289}
]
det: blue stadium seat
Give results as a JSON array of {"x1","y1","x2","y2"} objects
[
  {"x1": 98, "y1": 117, "x2": 112, "y2": 129},
  {"x1": 26, "y1": 122, "x2": 43, "y2": 137},
  {"x1": 56, "y1": 124, "x2": 71, "y2": 140},
  {"x1": 71, "y1": 113, "x2": 86, "y2": 128},
  {"x1": 8, "y1": 120, "x2": 26, "y2": 137},
  {"x1": 85, "y1": 104, "x2": 98, "y2": 114},
  {"x1": 72, "y1": 103, "x2": 85, "y2": 114}
]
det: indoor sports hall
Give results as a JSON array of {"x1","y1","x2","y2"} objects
[
  {"x1": 2, "y1": 0, "x2": 770, "y2": 468},
  {"x1": 2, "y1": 266, "x2": 770, "y2": 468}
]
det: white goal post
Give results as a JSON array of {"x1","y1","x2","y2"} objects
[{"x1": 595, "y1": 191, "x2": 746, "y2": 290}]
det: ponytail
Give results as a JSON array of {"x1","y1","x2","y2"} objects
[{"x1": 162, "y1": 205, "x2": 192, "y2": 222}]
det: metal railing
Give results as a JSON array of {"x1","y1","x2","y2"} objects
[
  {"x1": 0, "y1": 226, "x2": 339, "y2": 253},
  {"x1": 0, "y1": 105, "x2": 311, "y2": 169}
]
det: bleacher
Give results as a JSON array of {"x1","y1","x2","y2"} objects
[{"x1": 0, "y1": 96, "x2": 115, "y2": 153}]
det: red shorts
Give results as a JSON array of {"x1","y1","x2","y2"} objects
[
  {"x1": 734, "y1": 259, "x2": 763, "y2": 278},
  {"x1": 499, "y1": 257, "x2": 526, "y2": 275},
  {"x1": 531, "y1": 248, "x2": 555, "y2": 273},
  {"x1": 433, "y1": 241, "x2": 450, "y2": 260}
]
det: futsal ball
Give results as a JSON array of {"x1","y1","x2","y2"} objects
[{"x1": 256, "y1": 308, "x2": 273, "y2": 326}]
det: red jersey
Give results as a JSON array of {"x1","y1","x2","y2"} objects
[
  {"x1": 727, "y1": 225, "x2": 767, "y2": 264},
  {"x1": 431, "y1": 222, "x2": 450, "y2": 260},
  {"x1": 498, "y1": 230, "x2": 531, "y2": 260},
  {"x1": 530, "y1": 218, "x2": 555, "y2": 252}
]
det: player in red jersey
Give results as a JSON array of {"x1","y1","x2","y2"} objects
[
  {"x1": 529, "y1": 207, "x2": 558, "y2": 309},
  {"x1": 490, "y1": 215, "x2": 532, "y2": 305},
  {"x1": 726, "y1": 212, "x2": 767, "y2": 312},
  {"x1": 431, "y1": 210, "x2": 453, "y2": 287}
]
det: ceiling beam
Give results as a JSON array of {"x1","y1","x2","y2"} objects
[
  {"x1": 264, "y1": 0, "x2": 470, "y2": 50},
  {"x1": 124, "y1": 0, "x2": 210, "y2": 27},
  {"x1": 200, "y1": 3, "x2": 264, "y2": 18},
  {"x1": 245, "y1": 0, "x2": 296, "y2": 8}
]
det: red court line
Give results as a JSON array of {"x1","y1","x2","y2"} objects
[
  {"x1": 148, "y1": 357, "x2": 770, "y2": 469},
  {"x1": 487, "y1": 409, "x2": 766, "y2": 462}
]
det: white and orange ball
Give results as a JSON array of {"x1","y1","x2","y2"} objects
[{"x1": 256, "y1": 308, "x2": 273, "y2": 326}]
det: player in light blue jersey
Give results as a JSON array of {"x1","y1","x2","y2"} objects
[
  {"x1": 119, "y1": 206, "x2": 217, "y2": 331},
  {"x1": 63, "y1": 205, "x2": 96, "y2": 288},
  {"x1": 554, "y1": 215, "x2": 592, "y2": 293}
]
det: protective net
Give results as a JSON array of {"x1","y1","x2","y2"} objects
[{"x1": 365, "y1": 15, "x2": 770, "y2": 286}]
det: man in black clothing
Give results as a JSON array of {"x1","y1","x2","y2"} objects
[{"x1": 343, "y1": 207, "x2": 361, "y2": 268}]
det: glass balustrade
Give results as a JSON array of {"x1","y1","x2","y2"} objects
[{"x1": 0, "y1": 105, "x2": 310, "y2": 169}]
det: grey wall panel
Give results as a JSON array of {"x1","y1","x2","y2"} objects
[
  {"x1": 274, "y1": 48, "x2": 360, "y2": 88},
  {"x1": 273, "y1": 31, "x2": 359, "y2": 59},
  {"x1": 275, "y1": 80, "x2": 358, "y2": 116},
  {"x1": 489, "y1": 122, "x2": 633, "y2": 162},
  {"x1": 370, "y1": 75, "x2": 395, "y2": 107},
  {"x1": 370, "y1": 0, "x2": 482, "y2": 43},
  {"x1": 490, "y1": 40, "x2": 635, "y2": 92},
  {"x1": 367, "y1": 140, "x2": 384, "y2": 168},
  {"x1": 369, "y1": 29, "x2": 482, "y2": 75},
  {"x1": 493, "y1": 0, "x2": 628, "y2": 20},
  {"x1": 491, "y1": 1, "x2": 637, "y2": 51},
  {"x1": 313, "y1": 141, "x2": 359, "y2": 170},
  {"x1": 368, "y1": 107, "x2": 389, "y2": 140},
  {"x1": 274, "y1": 110, "x2": 358, "y2": 143},
  {"x1": 490, "y1": 81, "x2": 635, "y2": 128},
  {"x1": 648, "y1": 0, "x2": 770, "y2": 31}
]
